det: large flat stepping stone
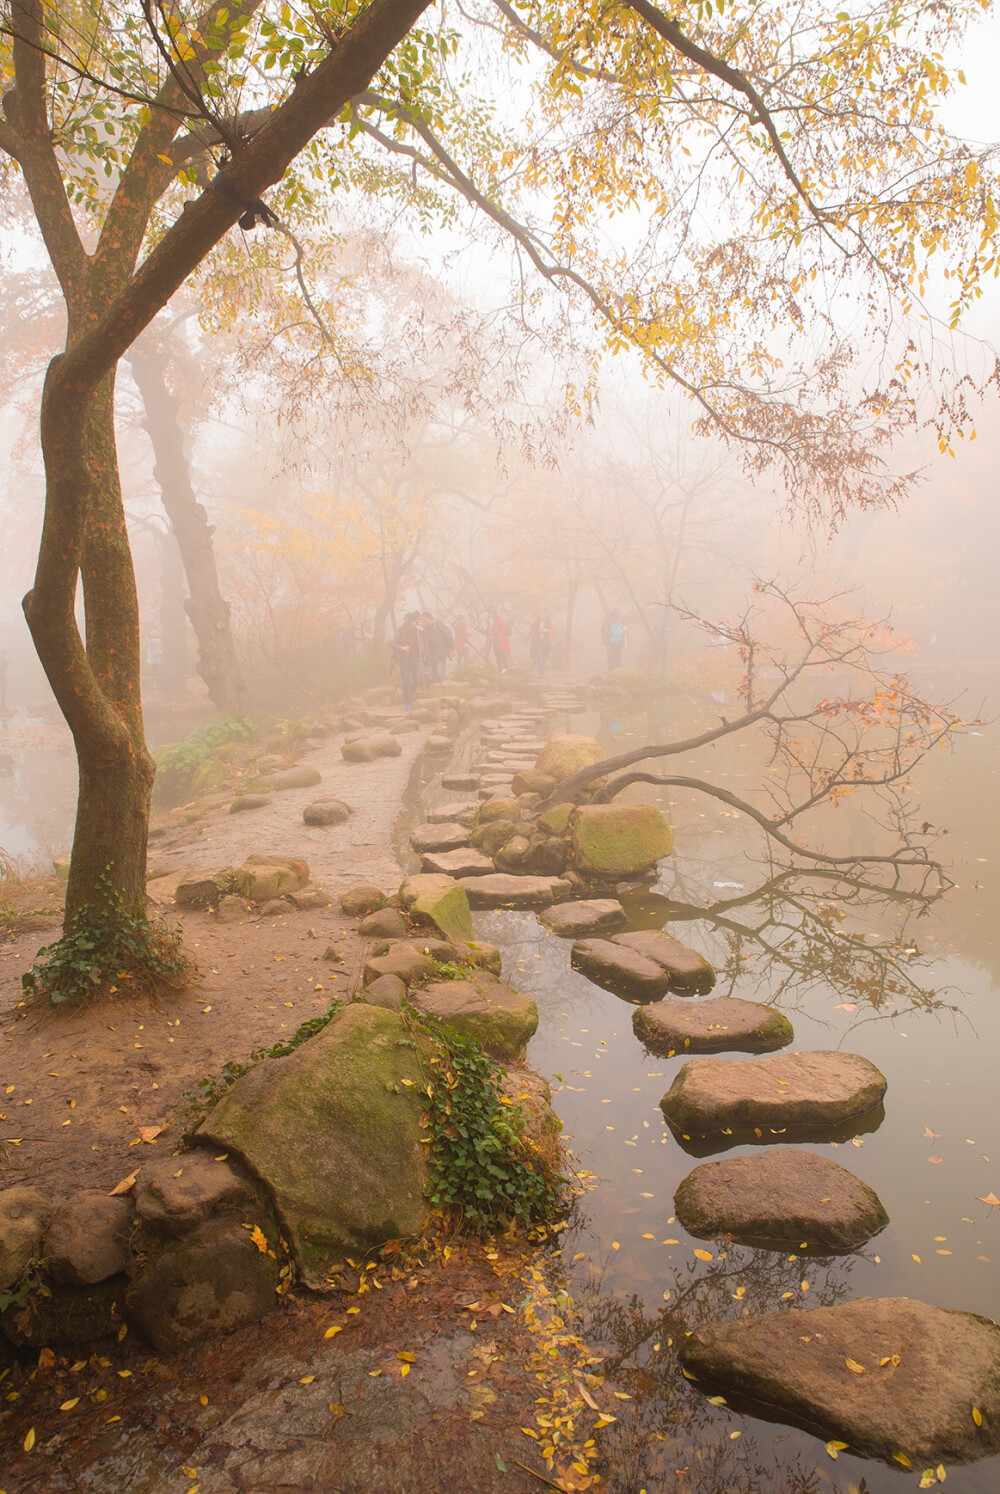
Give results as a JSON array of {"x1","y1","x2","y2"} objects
[
  {"x1": 410, "y1": 821, "x2": 471, "y2": 853},
  {"x1": 441, "y1": 774, "x2": 480, "y2": 790},
  {"x1": 570, "y1": 937, "x2": 670, "y2": 1002},
  {"x1": 634, "y1": 996, "x2": 793, "y2": 1055},
  {"x1": 422, "y1": 848, "x2": 495, "y2": 877},
  {"x1": 611, "y1": 929, "x2": 715, "y2": 993},
  {"x1": 660, "y1": 1051, "x2": 887, "y2": 1139},
  {"x1": 460, "y1": 873, "x2": 572, "y2": 908},
  {"x1": 674, "y1": 1149, "x2": 888, "y2": 1250},
  {"x1": 679, "y1": 1297, "x2": 1000, "y2": 1465},
  {"x1": 540, "y1": 899, "x2": 627, "y2": 938},
  {"x1": 409, "y1": 977, "x2": 538, "y2": 1061},
  {"x1": 341, "y1": 735, "x2": 402, "y2": 762},
  {"x1": 427, "y1": 802, "x2": 477, "y2": 823}
]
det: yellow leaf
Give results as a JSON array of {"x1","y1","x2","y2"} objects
[
  {"x1": 919, "y1": 1472, "x2": 937, "y2": 1489},
  {"x1": 693, "y1": 1249, "x2": 713, "y2": 1262},
  {"x1": 138, "y1": 1124, "x2": 166, "y2": 1143},
  {"x1": 298, "y1": 1376, "x2": 315, "y2": 1384},
  {"x1": 324, "y1": 1325, "x2": 343, "y2": 1339},
  {"x1": 893, "y1": 1451, "x2": 913, "y2": 1468},
  {"x1": 24, "y1": 1427, "x2": 35, "y2": 1452},
  {"x1": 249, "y1": 1225, "x2": 268, "y2": 1253},
  {"x1": 826, "y1": 1440, "x2": 849, "y2": 1458},
  {"x1": 182, "y1": 1469, "x2": 197, "y2": 1480},
  {"x1": 396, "y1": 1351, "x2": 415, "y2": 1363},
  {"x1": 976, "y1": 1192, "x2": 1000, "y2": 1207},
  {"x1": 844, "y1": 1358, "x2": 866, "y2": 1374},
  {"x1": 972, "y1": 1406, "x2": 983, "y2": 1426},
  {"x1": 59, "y1": 1398, "x2": 79, "y2": 1411},
  {"x1": 109, "y1": 1169, "x2": 139, "y2": 1196}
]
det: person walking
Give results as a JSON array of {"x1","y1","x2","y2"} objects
[
  {"x1": 452, "y1": 614, "x2": 470, "y2": 670},
  {"x1": 492, "y1": 614, "x2": 512, "y2": 674},
  {"x1": 602, "y1": 609, "x2": 628, "y2": 671},
  {"x1": 392, "y1": 611, "x2": 423, "y2": 709},
  {"x1": 420, "y1": 611, "x2": 453, "y2": 683},
  {"x1": 527, "y1": 609, "x2": 554, "y2": 676}
]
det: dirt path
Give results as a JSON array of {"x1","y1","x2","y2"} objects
[{"x1": 0, "y1": 706, "x2": 610, "y2": 1494}]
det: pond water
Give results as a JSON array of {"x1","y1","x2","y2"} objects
[{"x1": 417, "y1": 674, "x2": 1000, "y2": 1494}]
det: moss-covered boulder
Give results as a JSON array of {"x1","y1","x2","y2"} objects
[
  {"x1": 235, "y1": 853, "x2": 309, "y2": 902},
  {"x1": 198, "y1": 1005, "x2": 436, "y2": 1287},
  {"x1": 471, "y1": 817, "x2": 518, "y2": 857},
  {"x1": 398, "y1": 873, "x2": 475, "y2": 943},
  {"x1": 571, "y1": 803, "x2": 673, "y2": 876},
  {"x1": 538, "y1": 803, "x2": 573, "y2": 836},
  {"x1": 534, "y1": 734, "x2": 605, "y2": 783},
  {"x1": 409, "y1": 977, "x2": 539, "y2": 1061}
]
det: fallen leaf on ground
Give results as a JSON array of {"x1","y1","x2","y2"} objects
[
  {"x1": 109, "y1": 1169, "x2": 139, "y2": 1196},
  {"x1": 138, "y1": 1124, "x2": 166, "y2": 1143}
]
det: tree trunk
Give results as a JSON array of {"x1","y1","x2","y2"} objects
[
  {"x1": 25, "y1": 367, "x2": 155, "y2": 926},
  {"x1": 157, "y1": 524, "x2": 190, "y2": 692},
  {"x1": 129, "y1": 337, "x2": 251, "y2": 716}
]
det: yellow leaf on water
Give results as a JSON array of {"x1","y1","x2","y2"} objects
[
  {"x1": 972, "y1": 1406, "x2": 983, "y2": 1426},
  {"x1": 693, "y1": 1249, "x2": 713, "y2": 1262},
  {"x1": 23, "y1": 1428, "x2": 35, "y2": 1452},
  {"x1": 844, "y1": 1358, "x2": 866, "y2": 1374},
  {"x1": 976, "y1": 1193, "x2": 1000, "y2": 1208},
  {"x1": 249, "y1": 1225, "x2": 268, "y2": 1253},
  {"x1": 324, "y1": 1325, "x2": 343, "y2": 1339},
  {"x1": 918, "y1": 1471, "x2": 936, "y2": 1489},
  {"x1": 825, "y1": 1440, "x2": 849, "y2": 1458},
  {"x1": 893, "y1": 1451, "x2": 913, "y2": 1468}
]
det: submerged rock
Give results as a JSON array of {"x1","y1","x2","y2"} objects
[
  {"x1": 611, "y1": 929, "x2": 714, "y2": 993},
  {"x1": 570, "y1": 937, "x2": 670, "y2": 1001},
  {"x1": 409, "y1": 977, "x2": 539, "y2": 1061},
  {"x1": 660, "y1": 1051, "x2": 887, "y2": 1139},
  {"x1": 674, "y1": 1149, "x2": 888, "y2": 1250},
  {"x1": 571, "y1": 803, "x2": 673, "y2": 877},
  {"x1": 199, "y1": 1005, "x2": 436, "y2": 1287},
  {"x1": 679, "y1": 1296, "x2": 1000, "y2": 1465},
  {"x1": 540, "y1": 898, "x2": 627, "y2": 937},
  {"x1": 634, "y1": 996, "x2": 792, "y2": 1055}
]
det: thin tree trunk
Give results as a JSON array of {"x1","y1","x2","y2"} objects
[
  {"x1": 129, "y1": 337, "x2": 251, "y2": 716},
  {"x1": 25, "y1": 368, "x2": 155, "y2": 925},
  {"x1": 157, "y1": 525, "x2": 190, "y2": 691}
]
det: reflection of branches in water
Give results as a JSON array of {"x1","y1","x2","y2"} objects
[
  {"x1": 659, "y1": 867, "x2": 951, "y2": 1021},
  {"x1": 573, "y1": 1242, "x2": 862, "y2": 1494}
]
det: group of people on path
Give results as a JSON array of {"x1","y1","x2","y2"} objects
[{"x1": 392, "y1": 603, "x2": 630, "y2": 705}]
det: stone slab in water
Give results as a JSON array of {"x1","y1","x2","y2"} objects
[
  {"x1": 570, "y1": 936, "x2": 670, "y2": 1001},
  {"x1": 461, "y1": 873, "x2": 572, "y2": 908},
  {"x1": 540, "y1": 899, "x2": 628, "y2": 937},
  {"x1": 611, "y1": 929, "x2": 715, "y2": 994},
  {"x1": 634, "y1": 996, "x2": 792, "y2": 1055},
  {"x1": 421, "y1": 848, "x2": 495, "y2": 877},
  {"x1": 679, "y1": 1296, "x2": 1000, "y2": 1465},
  {"x1": 674, "y1": 1148, "x2": 888, "y2": 1250},
  {"x1": 441, "y1": 774, "x2": 480, "y2": 791},
  {"x1": 426, "y1": 802, "x2": 478, "y2": 823},
  {"x1": 660, "y1": 1051, "x2": 887, "y2": 1138},
  {"x1": 410, "y1": 821, "x2": 471, "y2": 853}
]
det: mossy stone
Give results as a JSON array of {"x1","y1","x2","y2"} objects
[
  {"x1": 397, "y1": 873, "x2": 475, "y2": 943},
  {"x1": 537, "y1": 802, "x2": 573, "y2": 836},
  {"x1": 571, "y1": 803, "x2": 673, "y2": 876},
  {"x1": 199, "y1": 1005, "x2": 436, "y2": 1287},
  {"x1": 535, "y1": 734, "x2": 605, "y2": 783},
  {"x1": 409, "y1": 978, "x2": 539, "y2": 1061}
]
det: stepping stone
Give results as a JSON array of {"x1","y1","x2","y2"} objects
[
  {"x1": 673, "y1": 1149, "x2": 888, "y2": 1250},
  {"x1": 570, "y1": 937, "x2": 670, "y2": 1002},
  {"x1": 257, "y1": 766, "x2": 322, "y2": 791},
  {"x1": 421, "y1": 848, "x2": 495, "y2": 877},
  {"x1": 460, "y1": 874, "x2": 572, "y2": 908},
  {"x1": 409, "y1": 978, "x2": 539, "y2": 1061},
  {"x1": 633, "y1": 996, "x2": 793, "y2": 1055},
  {"x1": 342, "y1": 736, "x2": 402, "y2": 762},
  {"x1": 660, "y1": 1051, "x2": 887, "y2": 1139},
  {"x1": 540, "y1": 899, "x2": 628, "y2": 938},
  {"x1": 679, "y1": 1297, "x2": 1000, "y2": 1465},
  {"x1": 363, "y1": 941, "x2": 435, "y2": 987},
  {"x1": 441, "y1": 774, "x2": 480, "y2": 791},
  {"x1": 611, "y1": 930, "x2": 715, "y2": 994},
  {"x1": 426, "y1": 802, "x2": 477, "y2": 823},
  {"x1": 410, "y1": 822, "x2": 471, "y2": 853},
  {"x1": 230, "y1": 794, "x2": 272, "y2": 813},
  {"x1": 358, "y1": 907, "x2": 409, "y2": 939}
]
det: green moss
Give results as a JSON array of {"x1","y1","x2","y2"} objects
[{"x1": 571, "y1": 803, "x2": 673, "y2": 875}]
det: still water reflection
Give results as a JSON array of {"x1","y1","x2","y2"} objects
[{"x1": 438, "y1": 681, "x2": 1000, "y2": 1493}]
